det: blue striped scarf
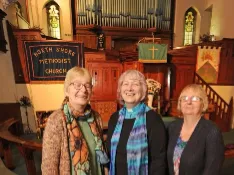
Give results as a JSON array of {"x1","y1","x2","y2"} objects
[{"x1": 110, "y1": 102, "x2": 150, "y2": 175}]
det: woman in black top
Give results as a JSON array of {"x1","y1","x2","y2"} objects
[
  {"x1": 167, "y1": 84, "x2": 224, "y2": 175},
  {"x1": 107, "y1": 70, "x2": 167, "y2": 175}
]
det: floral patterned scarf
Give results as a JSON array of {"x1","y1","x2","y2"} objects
[{"x1": 62, "y1": 101, "x2": 107, "y2": 174}]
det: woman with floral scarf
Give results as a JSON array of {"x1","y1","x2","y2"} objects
[
  {"x1": 42, "y1": 66, "x2": 109, "y2": 175},
  {"x1": 107, "y1": 70, "x2": 167, "y2": 175}
]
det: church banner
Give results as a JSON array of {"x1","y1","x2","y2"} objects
[
  {"x1": 138, "y1": 43, "x2": 167, "y2": 63},
  {"x1": 196, "y1": 46, "x2": 221, "y2": 84},
  {"x1": 24, "y1": 41, "x2": 84, "y2": 81}
]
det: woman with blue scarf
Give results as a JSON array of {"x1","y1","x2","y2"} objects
[{"x1": 107, "y1": 70, "x2": 167, "y2": 175}]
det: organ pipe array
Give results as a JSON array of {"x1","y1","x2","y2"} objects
[{"x1": 76, "y1": 0, "x2": 172, "y2": 30}]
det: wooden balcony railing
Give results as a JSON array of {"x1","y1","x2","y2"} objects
[{"x1": 194, "y1": 73, "x2": 233, "y2": 132}]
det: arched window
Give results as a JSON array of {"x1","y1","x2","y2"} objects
[
  {"x1": 45, "y1": 1, "x2": 61, "y2": 39},
  {"x1": 184, "y1": 8, "x2": 197, "y2": 46}
]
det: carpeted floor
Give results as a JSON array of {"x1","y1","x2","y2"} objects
[
  {"x1": 2, "y1": 146, "x2": 233, "y2": 175},
  {"x1": 1, "y1": 128, "x2": 234, "y2": 175}
]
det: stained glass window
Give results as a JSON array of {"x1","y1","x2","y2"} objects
[
  {"x1": 184, "y1": 8, "x2": 197, "y2": 46},
  {"x1": 46, "y1": 2, "x2": 61, "y2": 39}
]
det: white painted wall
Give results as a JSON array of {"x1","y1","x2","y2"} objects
[
  {"x1": 174, "y1": 0, "x2": 234, "y2": 47},
  {"x1": 0, "y1": 2, "x2": 66, "y2": 132},
  {"x1": 174, "y1": 0, "x2": 206, "y2": 47},
  {"x1": 211, "y1": 86, "x2": 234, "y2": 128},
  {"x1": 0, "y1": 13, "x2": 38, "y2": 132}
]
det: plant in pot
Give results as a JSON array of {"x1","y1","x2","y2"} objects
[{"x1": 19, "y1": 96, "x2": 33, "y2": 134}]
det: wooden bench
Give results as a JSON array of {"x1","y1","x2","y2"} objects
[
  {"x1": 0, "y1": 118, "x2": 42, "y2": 175},
  {"x1": 0, "y1": 103, "x2": 42, "y2": 175}
]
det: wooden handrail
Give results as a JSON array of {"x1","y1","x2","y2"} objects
[
  {"x1": 228, "y1": 97, "x2": 233, "y2": 129},
  {"x1": 194, "y1": 73, "x2": 233, "y2": 132},
  {"x1": 0, "y1": 118, "x2": 42, "y2": 175},
  {"x1": 0, "y1": 118, "x2": 42, "y2": 150}
]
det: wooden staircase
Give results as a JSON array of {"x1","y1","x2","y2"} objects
[{"x1": 194, "y1": 73, "x2": 233, "y2": 132}]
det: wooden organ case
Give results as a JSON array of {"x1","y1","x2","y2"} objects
[{"x1": 72, "y1": 0, "x2": 175, "y2": 124}]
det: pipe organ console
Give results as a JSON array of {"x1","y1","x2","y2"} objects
[{"x1": 76, "y1": 0, "x2": 172, "y2": 30}]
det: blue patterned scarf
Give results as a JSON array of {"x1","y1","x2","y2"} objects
[{"x1": 110, "y1": 102, "x2": 150, "y2": 175}]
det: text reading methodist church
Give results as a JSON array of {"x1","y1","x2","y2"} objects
[{"x1": 24, "y1": 41, "x2": 84, "y2": 81}]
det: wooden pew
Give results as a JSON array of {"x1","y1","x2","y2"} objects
[
  {"x1": 0, "y1": 118, "x2": 42, "y2": 175},
  {"x1": 0, "y1": 103, "x2": 42, "y2": 175}
]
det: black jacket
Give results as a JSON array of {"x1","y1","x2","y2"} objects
[
  {"x1": 167, "y1": 117, "x2": 224, "y2": 175},
  {"x1": 107, "y1": 110, "x2": 167, "y2": 175}
]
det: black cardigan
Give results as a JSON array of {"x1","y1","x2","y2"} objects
[
  {"x1": 107, "y1": 110, "x2": 167, "y2": 175},
  {"x1": 167, "y1": 117, "x2": 224, "y2": 175}
]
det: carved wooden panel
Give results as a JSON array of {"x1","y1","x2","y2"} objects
[
  {"x1": 87, "y1": 61, "x2": 122, "y2": 101},
  {"x1": 85, "y1": 52, "x2": 106, "y2": 66},
  {"x1": 91, "y1": 101, "x2": 117, "y2": 128},
  {"x1": 6, "y1": 21, "x2": 24, "y2": 83},
  {"x1": 76, "y1": 35, "x2": 97, "y2": 49},
  {"x1": 13, "y1": 29, "x2": 44, "y2": 83},
  {"x1": 123, "y1": 61, "x2": 143, "y2": 72},
  {"x1": 105, "y1": 36, "x2": 112, "y2": 50},
  {"x1": 218, "y1": 40, "x2": 234, "y2": 84},
  {"x1": 172, "y1": 64, "x2": 195, "y2": 98},
  {"x1": 169, "y1": 56, "x2": 196, "y2": 116}
]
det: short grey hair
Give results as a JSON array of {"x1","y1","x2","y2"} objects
[
  {"x1": 177, "y1": 84, "x2": 208, "y2": 113},
  {"x1": 117, "y1": 70, "x2": 147, "y2": 105},
  {"x1": 64, "y1": 66, "x2": 92, "y2": 96}
]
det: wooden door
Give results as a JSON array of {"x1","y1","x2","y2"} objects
[
  {"x1": 87, "y1": 62, "x2": 122, "y2": 100},
  {"x1": 87, "y1": 61, "x2": 122, "y2": 124}
]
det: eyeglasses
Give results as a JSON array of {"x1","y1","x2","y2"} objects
[
  {"x1": 70, "y1": 82, "x2": 92, "y2": 90},
  {"x1": 180, "y1": 96, "x2": 202, "y2": 102}
]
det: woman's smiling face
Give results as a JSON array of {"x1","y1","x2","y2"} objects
[
  {"x1": 180, "y1": 88, "x2": 203, "y2": 117},
  {"x1": 65, "y1": 75, "x2": 92, "y2": 109},
  {"x1": 120, "y1": 74, "x2": 144, "y2": 109}
]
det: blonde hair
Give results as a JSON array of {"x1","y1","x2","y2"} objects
[
  {"x1": 64, "y1": 66, "x2": 92, "y2": 96},
  {"x1": 177, "y1": 84, "x2": 208, "y2": 113},
  {"x1": 117, "y1": 70, "x2": 147, "y2": 105}
]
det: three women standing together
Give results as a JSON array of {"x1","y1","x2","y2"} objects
[{"x1": 42, "y1": 67, "x2": 224, "y2": 175}]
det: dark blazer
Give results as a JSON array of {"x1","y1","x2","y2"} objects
[
  {"x1": 167, "y1": 117, "x2": 224, "y2": 175},
  {"x1": 107, "y1": 110, "x2": 167, "y2": 175}
]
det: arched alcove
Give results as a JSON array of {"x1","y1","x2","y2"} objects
[
  {"x1": 183, "y1": 6, "x2": 202, "y2": 46},
  {"x1": 42, "y1": 0, "x2": 61, "y2": 39}
]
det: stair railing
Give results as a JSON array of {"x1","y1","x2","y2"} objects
[{"x1": 194, "y1": 73, "x2": 233, "y2": 132}]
